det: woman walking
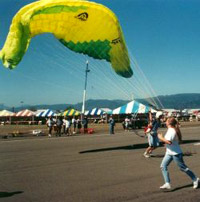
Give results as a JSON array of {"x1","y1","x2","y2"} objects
[{"x1": 158, "y1": 117, "x2": 199, "y2": 190}]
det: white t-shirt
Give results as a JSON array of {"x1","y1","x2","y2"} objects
[
  {"x1": 164, "y1": 127, "x2": 182, "y2": 155},
  {"x1": 125, "y1": 118, "x2": 130, "y2": 126},
  {"x1": 62, "y1": 119, "x2": 66, "y2": 126},
  {"x1": 63, "y1": 119, "x2": 70, "y2": 128},
  {"x1": 65, "y1": 120, "x2": 70, "y2": 128},
  {"x1": 47, "y1": 119, "x2": 53, "y2": 127}
]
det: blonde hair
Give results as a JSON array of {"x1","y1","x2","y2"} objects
[{"x1": 167, "y1": 117, "x2": 182, "y2": 142}]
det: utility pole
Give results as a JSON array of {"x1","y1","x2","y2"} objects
[
  {"x1": 81, "y1": 60, "x2": 90, "y2": 120},
  {"x1": 20, "y1": 101, "x2": 24, "y2": 110},
  {"x1": 132, "y1": 93, "x2": 134, "y2": 101}
]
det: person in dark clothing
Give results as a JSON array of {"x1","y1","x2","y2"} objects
[
  {"x1": 56, "y1": 117, "x2": 63, "y2": 136},
  {"x1": 122, "y1": 121, "x2": 125, "y2": 130},
  {"x1": 77, "y1": 117, "x2": 82, "y2": 133},
  {"x1": 109, "y1": 116, "x2": 115, "y2": 134},
  {"x1": 82, "y1": 117, "x2": 88, "y2": 133}
]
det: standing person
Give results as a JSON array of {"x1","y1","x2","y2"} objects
[
  {"x1": 109, "y1": 116, "x2": 115, "y2": 135},
  {"x1": 82, "y1": 117, "x2": 88, "y2": 133},
  {"x1": 65, "y1": 117, "x2": 72, "y2": 136},
  {"x1": 56, "y1": 117, "x2": 63, "y2": 136},
  {"x1": 124, "y1": 117, "x2": 130, "y2": 131},
  {"x1": 72, "y1": 116, "x2": 77, "y2": 134},
  {"x1": 122, "y1": 120, "x2": 125, "y2": 130},
  {"x1": 158, "y1": 117, "x2": 199, "y2": 190},
  {"x1": 46, "y1": 117, "x2": 54, "y2": 137},
  {"x1": 77, "y1": 117, "x2": 82, "y2": 134},
  {"x1": 143, "y1": 111, "x2": 162, "y2": 158},
  {"x1": 62, "y1": 117, "x2": 68, "y2": 134}
]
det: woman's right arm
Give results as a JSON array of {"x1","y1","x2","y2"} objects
[{"x1": 158, "y1": 133, "x2": 172, "y2": 145}]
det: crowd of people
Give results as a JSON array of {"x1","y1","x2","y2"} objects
[{"x1": 46, "y1": 116, "x2": 88, "y2": 137}]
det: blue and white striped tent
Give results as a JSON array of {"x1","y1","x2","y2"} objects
[
  {"x1": 36, "y1": 109, "x2": 56, "y2": 117},
  {"x1": 84, "y1": 108, "x2": 105, "y2": 116},
  {"x1": 110, "y1": 100, "x2": 152, "y2": 115}
]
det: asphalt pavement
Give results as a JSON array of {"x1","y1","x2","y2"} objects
[{"x1": 0, "y1": 126, "x2": 200, "y2": 202}]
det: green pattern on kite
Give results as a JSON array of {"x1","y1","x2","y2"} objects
[
  {"x1": 32, "y1": 5, "x2": 88, "y2": 18},
  {"x1": 59, "y1": 39, "x2": 111, "y2": 61}
]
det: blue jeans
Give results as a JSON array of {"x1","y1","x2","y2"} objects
[
  {"x1": 160, "y1": 153, "x2": 196, "y2": 183},
  {"x1": 147, "y1": 133, "x2": 159, "y2": 147}
]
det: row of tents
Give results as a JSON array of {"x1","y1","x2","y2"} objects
[{"x1": 0, "y1": 100, "x2": 157, "y2": 118}]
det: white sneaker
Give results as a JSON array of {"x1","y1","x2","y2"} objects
[
  {"x1": 143, "y1": 152, "x2": 150, "y2": 158},
  {"x1": 48, "y1": 134, "x2": 51, "y2": 137},
  {"x1": 160, "y1": 183, "x2": 171, "y2": 190},
  {"x1": 193, "y1": 178, "x2": 199, "y2": 189}
]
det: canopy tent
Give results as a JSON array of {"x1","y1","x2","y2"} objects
[
  {"x1": 62, "y1": 109, "x2": 80, "y2": 116},
  {"x1": 15, "y1": 109, "x2": 35, "y2": 117},
  {"x1": 100, "y1": 108, "x2": 112, "y2": 113},
  {"x1": 0, "y1": 110, "x2": 15, "y2": 117},
  {"x1": 109, "y1": 100, "x2": 156, "y2": 115},
  {"x1": 36, "y1": 109, "x2": 56, "y2": 117},
  {"x1": 84, "y1": 108, "x2": 105, "y2": 116},
  {"x1": 163, "y1": 109, "x2": 180, "y2": 113}
]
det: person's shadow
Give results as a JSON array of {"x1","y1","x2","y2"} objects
[
  {"x1": 0, "y1": 191, "x2": 23, "y2": 198},
  {"x1": 171, "y1": 184, "x2": 193, "y2": 192},
  {"x1": 161, "y1": 184, "x2": 193, "y2": 192},
  {"x1": 79, "y1": 139, "x2": 200, "y2": 154}
]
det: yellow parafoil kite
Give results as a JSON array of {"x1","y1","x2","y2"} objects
[{"x1": 0, "y1": 0, "x2": 133, "y2": 78}]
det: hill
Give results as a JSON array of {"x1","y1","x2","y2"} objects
[
  {"x1": 157, "y1": 93, "x2": 200, "y2": 109},
  {"x1": 2, "y1": 93, "x2": 200, "y2": 112}
]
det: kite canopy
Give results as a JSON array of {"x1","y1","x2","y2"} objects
[{"x1": 0, "y1": 0, "x2": 132, "y2": 78}]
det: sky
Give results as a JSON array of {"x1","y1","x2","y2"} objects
[{"x1": 0, "y1": 0, "x2": 200, "y2": 108}]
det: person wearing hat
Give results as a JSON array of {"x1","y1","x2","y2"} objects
[{"x1": 143, "y1": 110, "x2": 163, "y2": 158}]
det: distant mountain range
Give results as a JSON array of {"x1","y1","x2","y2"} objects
[
  {"x1": 153, "y1": 93, "x2": 200, "y2": 109},
  {"x1": 2, "y1": 93, "x2": 200, "y2": 112}
]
